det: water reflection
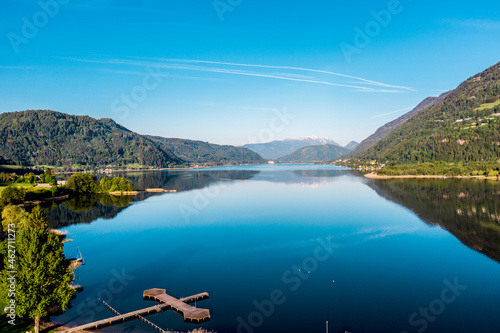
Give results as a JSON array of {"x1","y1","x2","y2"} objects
[
  {"x1": 368, "y1": 178, "x2": 500, "y2": 263},
  {"x1": 47, "y1": 167, "x2": 349, "y2": 227}
]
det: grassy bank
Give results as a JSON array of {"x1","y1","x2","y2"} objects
[{"x1": 377, "y1": 161, "x2": 500, "y2": 177}]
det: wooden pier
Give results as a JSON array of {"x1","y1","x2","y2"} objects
[
  {"x1": 143, "y1": 288, "x2": 210, "y2": 324},
  {"x1": 62, "y1": 288, "x2": 210, "y2": 332}
]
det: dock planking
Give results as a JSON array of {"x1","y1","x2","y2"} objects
[
  {"x1": 62, "y1": 288, "x2": 210, "y2": 332},
  {"x1": 143, "y1": 288, "x2": 210, "y2": 324}
]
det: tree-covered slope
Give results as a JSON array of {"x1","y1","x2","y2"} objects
[
  {"x1": 278, "y1": 144, "x2": 351, "y2": 162},
  {"x1": 347, "y1": 91, "x2": 450, "y2": 158},
  {"x1": 0, "y1": 110, "x2": 183, "y2": 167},
  {"x1": 146, "y1": 136, "x2": 266, "y2": 166},
  {"x1": 357, "y1": 61, "x2": 500, "y2": 163}
]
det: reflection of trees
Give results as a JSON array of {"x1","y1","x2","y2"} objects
[
  {"x1": 113, "y1": 170, "x2": 259, "y2": 191},
  {"x1": 46, "y1": 193, "x2": 134, "y2": 229},
  {"x1": 368, "y1": 178, "x2": 500, "y2": 263},
  {"x1": 46, "y1": 170, "x2": 259, "y2": 229}
]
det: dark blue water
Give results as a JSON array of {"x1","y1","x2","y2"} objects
[{"x1": 51, "y1": 165, "x2": 500, "y2": 333}]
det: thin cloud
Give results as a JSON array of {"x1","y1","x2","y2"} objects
[
  {"x1": 370, "y1": 107, "x2": 413, "y2": 119},
  {"x1": 62, "y1": 56, "x2": 415, "y2": 93}
]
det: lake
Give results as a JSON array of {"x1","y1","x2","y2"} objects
[{"x1": 50, "y1": 164, "x2": 500, "y2": 333}]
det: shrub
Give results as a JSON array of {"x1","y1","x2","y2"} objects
[
  {"x1": 0, "y1": 186, "x2": 25, "y2": 204},
  {"x1": 65, "y1": 173, "x2": 98, "y2": 193}
]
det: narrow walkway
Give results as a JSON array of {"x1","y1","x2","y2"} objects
[{"x1": 62, "y1": 288, "x2": 210, "y2": 332}]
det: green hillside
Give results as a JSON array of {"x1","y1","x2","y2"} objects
[
  {"x1": 146, "y1": 136, "x2": 266, "y2": 166},
  {"x1": 357, "y1": 61, "x2": 500, "y2": 164},
  {"x1": 278, "y1": 144, "x2": 351, "y2": 163},
  {"x1": 0, "y1": 110, "x2": 183, "y2": 168},
  {"x1": 347, "y1": 91, "x2": 450, "y2": 158}
]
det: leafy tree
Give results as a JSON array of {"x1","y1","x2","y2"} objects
[
  {"x1": 0, "y1": 185, "x2": 25, "y2": 205},
  {"x1": 23, "y1": 172, "x2": 37, "y2": 185},
  {"x1": 1, "y1": 204, "x2": 29, "y2": 232},
  {"x1": 41, "y1": 168, "x2": 56, "y2": 186},
  {"x1": 109, "y1": 177, "x2": 133, "y2": 192},
  {"x1": 0, "y1": 206, "x2": 73, "y2": 333},
  {"x1": 65, "y1": 173, "x2": 98, "y2": 193},
  {"x1": 99, "y1": 177, "x2": 113, "y2": 192}
]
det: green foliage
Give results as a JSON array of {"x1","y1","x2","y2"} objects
[
  {"x1": 378, "y1": 161, "x2": 500, "y2": 176},
  {"x1": 147, "y1": 136, "x2": 265, "y2": 166},
  {"x1": 109, "y1": 177, "x2": 133, "y2": 192},
  {"x1": 356, "y1": 62, "x2": 500, "y2": 164},
  {"x1": 65, "y1": 173, "x2": 98, "y2": 193},
  {"x1": 40, "y1": 168, "x2": 56, "y2": 186},
  {"x1": 279, "y1": 144, "x2": 351, "y2": 162},
  {"x1": 0, "y1": 206, "x2": 73, "y2": 332},
  {"x1": 0, "y1": 110, "x2": 182, "y2": 168},
  {"x1": 99, "y1": 177, "x2": 113, "y2": 192},
  {"x1": 22, "y1": 173, "x2": 36, "y2": 185},
  {"x1": 0, "y1": 186, "x2": 25, "y2": 205},
  {"x1": 1, "y1": 205, "x2": 29, "y2": 232}
]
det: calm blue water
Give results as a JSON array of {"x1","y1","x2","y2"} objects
[{"x1": 51, "y1": 164, "x2": 500, "y2": 333}]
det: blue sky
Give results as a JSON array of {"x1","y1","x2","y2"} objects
[{"x1": 1, "y1": 0, "x2": 500, "y2": 146}]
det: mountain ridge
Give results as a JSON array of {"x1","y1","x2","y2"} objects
[
  {"x1": 278, "y1": 144, "x2": 351, "y2": 163},
  {"x1": 346, "y1": 91, "x2": 450, "y2": 158},
  {"x1": 0, "y1": 110, "x2": 266, "y2": 168},
  {"x1": 355, "y1": 61, "x2": 500, "y2": 163},
  {"x1": 244, "y1": 137, "x2": 341, "y2": 160}
]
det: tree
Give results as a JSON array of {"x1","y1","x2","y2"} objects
[
  {"x1": 99, "y1": 176, "x2": 112, "y2": 192},
  {"x1": 0, "y1": 185, "x2": 25, "y2": 206},
  {"x1": 1, "y1": 206, "x2": 74, "y2": 333},
  {"x1": 1, "y1": 204, "x2": 29, "y2": 232},
  {"x1": 65, "y1": 173, "x2": 98, "y2": 193},
  {"x1": 110, "y1": 177, "x2": 133, "y2": 192},
  {"x1": 41, "y1": 168, "x2": 56, "y2": 186}
]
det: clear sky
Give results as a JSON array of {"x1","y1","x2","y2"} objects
[{"x1": 1, "y1": 0, "x2": 500, "y2": 146}]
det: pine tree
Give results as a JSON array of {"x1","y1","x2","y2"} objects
[{"x1": 1, "y1": 206, "x2": 74, "y2": 333}]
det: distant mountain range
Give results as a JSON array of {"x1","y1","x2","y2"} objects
[
  {"x1": 344, "y1": 141, "x2": 359, "y2": 151},
  {"x1": 278, "y1": 144, "x2": 351, "y2": 163},
  {"x1": 346, "y1": 92, "x2": 450, "y2": 158},
  {"x1": 0, "y1": 110, "x2": 265, "y2": 168},
  {"x1": 355, "y1": 61, "x2": 500, "y2": 163},
  {"x1": 243, "y1": 136, "x2": 341, "y2": 160}
]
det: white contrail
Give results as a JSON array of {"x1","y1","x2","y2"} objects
[
  {"x1": 62, "y1": 56, "x2": 414, "y2": 93},
  {"x1": 370, "y1": 107, "x2": 413, "y2": 119},
  {"x1": 136, "y1": 57, "x2": 416, "y2": 92}
]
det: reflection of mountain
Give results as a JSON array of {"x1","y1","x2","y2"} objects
[
  {"x1": 115, "y1": 170, "x2": 259, "y2": 192},
  {"x1": 252, "y1": 169, "x2": 348, "y2": 187},
  {"x1": 368, "y1": 178, "x2": 500, "y2": 263}
]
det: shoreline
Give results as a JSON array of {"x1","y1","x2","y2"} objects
[
  {"x1": 53, "y1": 163, "x2": 268, "y2": 175},
  {"x1": 364, "y1": 172, "x2": 499, "y2": 180}
]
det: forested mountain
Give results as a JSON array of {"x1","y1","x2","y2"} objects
[
  {"x1": 0, "y1": 110, "x2": 265, "y2": 169},
  {"x1": 347, "y1": 91, "x2": 450, "y2": 158},
  {"x1": 356, "y1": 61, "x2": 500, "y2": 163},
  {"x1": 244, "y1": 136, "x2": 340, "y2": 160},
  {"x1": 146, "y1": 136, "x2": 265, "y2": 166},
  {"x1": 278, "y1": 144, "x2": 351, "y2": 163},
  {"x1": 0, "y1": 110, "x2": 182, "y2": 168}
]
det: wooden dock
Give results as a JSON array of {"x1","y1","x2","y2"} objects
[
  {"x1": 143, "y1": 288, "x2": 210, "y2": 324},
  {"x1": 62, "y1": 289, "x2": 210, "y2": 332}
]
